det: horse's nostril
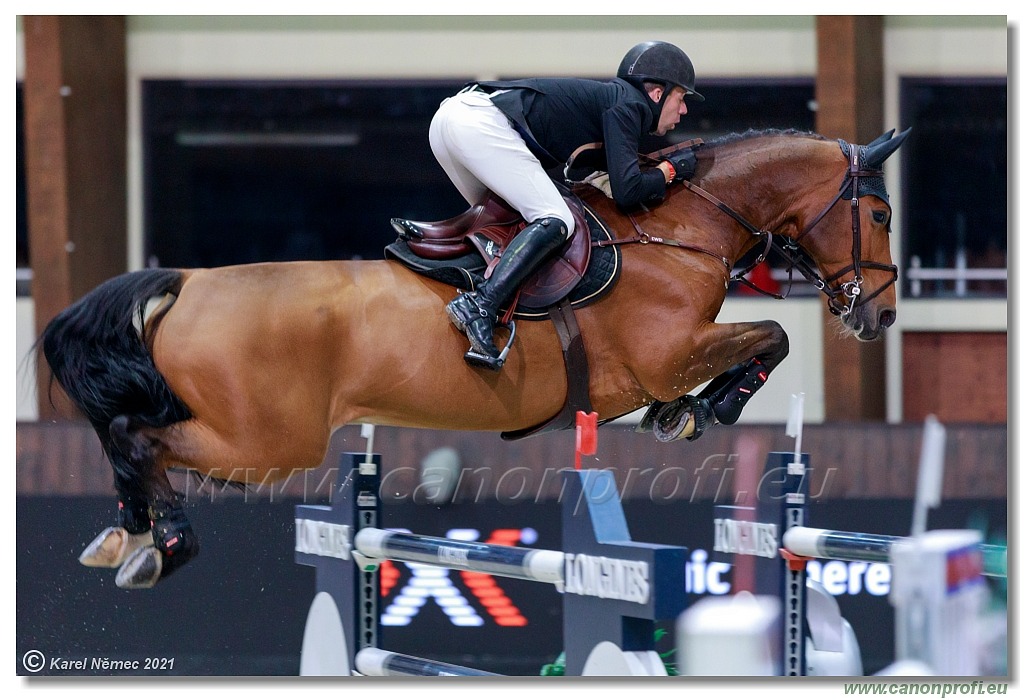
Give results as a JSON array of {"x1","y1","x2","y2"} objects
[{"x1": 879, "y1": 309, "x2": 897, "y2": 328}]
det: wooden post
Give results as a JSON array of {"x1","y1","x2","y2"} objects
[
  {"x1": 23, "y1": 16, "x2": 127, "y2": 419},
  {"x1": 814, "y1": 15, "x2": 887, "y2": 420}
]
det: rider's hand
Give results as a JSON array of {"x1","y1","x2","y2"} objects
[{"x1": 662, "y1": 149, "x2": 697, "y2": 182}]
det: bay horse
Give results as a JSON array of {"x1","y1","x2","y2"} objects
[{"x1": 40, "y1": 128, "x2": 910, "y2": 589}]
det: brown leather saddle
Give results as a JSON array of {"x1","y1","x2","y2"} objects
[{"x1": 391, "y1": 186, "x2": 592, "y2": 311}]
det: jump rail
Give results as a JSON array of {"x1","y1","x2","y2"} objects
[
  {"x1": 783, "y1": 527, "x2": 1007, "y2": 579},
  {"x1": 353, "y1": 528, "x2": 565, "y2": 584},
  {"x1": 355, "y1": 647, "x2": 502, "y2": 677}
]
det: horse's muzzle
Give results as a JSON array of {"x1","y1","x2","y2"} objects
[{"x1": 849, "y1": 304, "x2": 897, "y2": 341}]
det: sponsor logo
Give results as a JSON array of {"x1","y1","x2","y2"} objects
[
  {"x1": 713, "y1": 517, "x2": 778, "y2": 559},
  {"x1": 294, "y1": 519, "x2": 352, "y2": 560},
  {"x1": 563, "y1": 553, "x2": 650, "y2": 604}
]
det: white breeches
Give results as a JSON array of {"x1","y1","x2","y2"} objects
[{"x1": 428, "y1": 90, "x2": 575, "y2": 237}]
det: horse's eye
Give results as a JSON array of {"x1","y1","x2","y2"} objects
[{"x1": 872, "y1": 210, "x2": 888, "y2": 225}]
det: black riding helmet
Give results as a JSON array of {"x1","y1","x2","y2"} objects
[{"x1": 617, "y1": 41, "x2": 704, "y2": 124}]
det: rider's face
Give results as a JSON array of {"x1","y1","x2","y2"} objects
[{"x1": 653, "y1": 86, "x2": 688, "y2": 136}]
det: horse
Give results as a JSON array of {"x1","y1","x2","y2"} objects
[{"x1": 39, "y1": 127, "x2": 910, "y2": 589}]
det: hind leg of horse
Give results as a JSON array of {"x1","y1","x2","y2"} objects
[
  {"x1": 115, "y1": 471, "x2": 200, "y2": 589},
  {"x1": 96, "y1": 416, "x2": 201, "y2": 589},
  {"x1": 78, "y1": 476, "x2": 155, "y2": 570},
  {"x1": 641, "y1": 319, "x2": 789, "y2": 441},
  {"x1": 112, "y1": 413, "x2": 331, "y2": 588}
]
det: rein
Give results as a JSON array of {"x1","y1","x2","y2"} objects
[
  {"x1": 596, "y1": 139, "x2": 730, "y2": 288},
  {"x1": 596, "y1": 215, "x2": 731, "y2": 287},
  {"x1": 606, "y1": 139, "x2": 898, "y2": 318}
]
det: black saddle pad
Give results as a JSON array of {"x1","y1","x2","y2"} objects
[{"x1": 384, "y1": 203, "x2": 621, "y2": 319}]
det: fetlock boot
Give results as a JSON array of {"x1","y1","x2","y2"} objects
[{"x1": 446, "y1": 217, "x2": 568, "y2": 369}]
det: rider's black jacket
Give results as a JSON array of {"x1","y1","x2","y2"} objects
[{"x1": 476, "y1": 77, "x2": 667, "y2": 209}]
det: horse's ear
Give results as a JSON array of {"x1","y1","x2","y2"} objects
[
  {"x1": 865, "y1": 129, "x2": 896, "y2": 148},
  {"x1": 863, "y1": 128, "x2": 912, "y2": 168}
]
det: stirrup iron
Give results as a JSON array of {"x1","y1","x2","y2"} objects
[{"x1": 463, "y1": 320, "x2": 516, "y2": 371}]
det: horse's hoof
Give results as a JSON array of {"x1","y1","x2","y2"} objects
[
  {"x1": 652, "y1": 400, "x2": 694, "y2": 442},
  {"x1": 115, "y1": 545, "x2": 163, "y2": 589},
  {"x1": 79, "y1": 527, "x2": 151, "y2": 568},
  {"x1": 651, "y1": 395, "x2": 713, "y2": 442}
]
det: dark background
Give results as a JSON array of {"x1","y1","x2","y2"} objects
[{"x1": 137, "y1": 78, "x2": 818, "y2": 269}]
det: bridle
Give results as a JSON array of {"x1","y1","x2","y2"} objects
[
  {"x1": 612, "y1": 139, "x2": 899, "y2": 320},
  {"x1": 791, "y1": 139, "x2": 899, "y2": 317}
]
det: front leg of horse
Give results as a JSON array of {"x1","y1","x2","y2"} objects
[{"x1": 640, "y1": 319, "x2": 789, "y2": 442}]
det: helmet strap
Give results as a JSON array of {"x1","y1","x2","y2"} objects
[
  {"x1": 643, "y1": 82, "x2": 668, "y2": 131},
  {"x1": 623, "y1": 76, "x2": 668, "y2": 131}
]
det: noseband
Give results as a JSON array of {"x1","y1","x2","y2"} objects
[{"x1": 680, "y1": 140, "x2": 899, "y2": 319}]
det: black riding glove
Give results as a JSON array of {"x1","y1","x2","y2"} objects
[{"x1": 663, "y1": 149, "x2": 697, "y2": 182}]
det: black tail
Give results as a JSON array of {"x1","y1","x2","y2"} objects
[{"x1": 40, "y1": 269, "x2": 192, "y2": 495}]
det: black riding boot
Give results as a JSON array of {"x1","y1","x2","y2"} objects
[{"x1": 446, "y1": 217, "x2": 568, "y2": 369}]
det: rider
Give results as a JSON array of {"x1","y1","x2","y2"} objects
[{"x1": 413, "y1": 41, "x2": 703, "y2": 369}]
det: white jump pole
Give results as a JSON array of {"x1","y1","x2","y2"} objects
[
  {"x1": 355, "y1": 647, "x2": 501, "y2": 677},
  {"x1": 354, "y1": 527, "x2": 565, "y2": 585},
  {"x1": 782, "y1": 527, "x2": 1005, "y2": 579}
]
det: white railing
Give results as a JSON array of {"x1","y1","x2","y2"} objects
[
  {"x1": 906, "y1": 254, "x2": 1007, "y2": 298},
  {"x1": 16, "y1": 267, "x2": 32, "y2": 296}
]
